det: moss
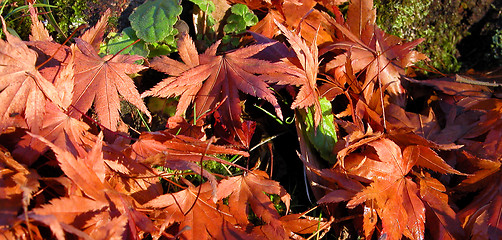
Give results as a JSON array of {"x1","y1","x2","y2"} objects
[
  {"x1": 374, "y1": 0, "x2": 466, "y2": 73},
  {"x1": 3, "y1": 0, "x2": 35, "y2": 40},
  {"x1": 45, "y1": 0, "x2": 91, "y2": 40}
]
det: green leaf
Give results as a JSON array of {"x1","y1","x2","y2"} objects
[
  {"x1": 302, "y1": 98, "x2": 338, "y2": 163},
  {"x1": 189, "y1": 0, "x2": 216, "y2": 28},
  {"x1": 189, "y1": 0, "x2": 215, "y2": 13},
  {"x1": 129, "y1": 0, "x2": 182, "y2": 43},
  {"x1": 148, "y1": 42, "x2": 176, "y2": 57},
  {"x1": 105, "y1": 27, "x2": 149, "y2": 57},
  {"x1": 230, "y1": 3, "x2": 248, "y2": 16},
  {"x1": 3, "y1": 3, "x2": 56, "y2": 19},
  {"x1": 223, "y1": 4, "x2": 258, "y2": 35},
  {"x1": 244, "y1": 12, "x2": 258, "y2": 26}
]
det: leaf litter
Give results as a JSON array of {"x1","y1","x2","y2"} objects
[{"x1": 0, "y1": 0, "x2": 501, "y2": 239}]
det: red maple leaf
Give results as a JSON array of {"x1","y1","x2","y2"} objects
[
  {"x1": 143, "y1": 33, "x2": 301, "y2": 145},
  {"x1": 275, "y1": 20, "x2": 323, "y2": 128},
  {"x1": 29, "y1": 133, "x2": 154, "y2": 238},
  {"x1": 456, "y1": 152, "x2": 501, "y2": 240}
]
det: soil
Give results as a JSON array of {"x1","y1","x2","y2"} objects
[{"x1": 458, "y1": 0, "x2": 502, "y2": 71}]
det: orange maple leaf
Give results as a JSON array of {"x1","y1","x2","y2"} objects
[
  {"x1": 144, "y1": 182, "x2": 253, "y2": 239},
  {"x1": 69, "y1": 11, "x2": 150, "y2": 132},
  {"x1": 216, "y1": 170, "x2": 291, "y2": 238},
  {"x1": 275, "y1": 20, "x2": 323, "y2": 128},
  {"x1": 324, "y1": 0, "x2": 426, "y2": 106},
  {"x1": 0, "y1": 17, "x2": 61, "y2": 131}
]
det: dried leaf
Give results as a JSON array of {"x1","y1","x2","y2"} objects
[
  {"x1": 145, "y1": 182, "x2": 253, "y2": 239},
  {"x1": 275, "y1": 20, "x2": 322, "y2": 128},
  {"x1": 143, "y1": 34, "x2": 300, "y2": 145},
  {"x1": 28, "y1": 132, "x2": 107, "y2": 201},
  {"x1": 346, "y1": 0, "x2": 375, "y2": 39},
  {"x1": 81, "y1": 9, "x2": 111, "y2": 51},
  {"x1": 29, "y1": 4, "x2": 52, "y2": 41},
  {"x1": 216, "y1": 170, "x2": 290, "y2": 238},
  {"x1": 70, "y1": 38, "x2": 150, "y2": 131},
  {"x1": 0, "y1": 146, "x2": 40, "y2": 226},
  {"x1": 419, "y1": 175, "x2": 465, "y2": 239},
  {"x1": 403, "y1": 145, "x2": 465, "y2": 175},
  {"x1": 0, "y1": 17, "x2": 61, "y2": 131}
]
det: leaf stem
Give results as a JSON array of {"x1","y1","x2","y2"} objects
[
  {"x1": 253, "y1": 104, "x2": 283, "y2": 125},
  {"x1": 35, "y1": 24, "x2": 87, "y2": 70},
  {"x1": 108, "y1": 38, "x2": 141, "y2": 62},
  {"x1": 136, "y1": 108, "x2": 151, "y2": 132}
]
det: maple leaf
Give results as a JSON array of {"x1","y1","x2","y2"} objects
[
  {"x1": 144, "y1": 182, "x2": 253, "y2": 240},
  {"x1": 143, "y1": 33, "x2": 301, "y2": 145},
  {"x1": 166, "y1": 116, "x2": 205, "y2": 139},
  {"x1": 419, "y1": 174, "x2": 465, "y2": 239},
  {"x1": 344, "y1": 138, "x2": 424, "y2": 240},
  {"x1": 28, "y1": 213, "x2": 92, "y2": 240},
  {"x1": 314, "y1": 168, "x2": 365, "y2": 205},
  {"x1": 69, "y1": 13, "x2": 151, "y2": 131},
  {"x1": 28, "y1": 4, "x2": 53, "y2": 42},
  {"x1": 128, "y1": 130, "x2": 250, "y2": 195},
  {"x1": 129, "y1": 130, "x2": 249, "y2": 163},
  {"x1": 31, "y1": 195, "x2": 108, "y2": 231},
  {"x1": 104, "y1": 155, "x2": 163, "y2": 205},
  {"x1": 404, "y1": 145, "x2": 465, "y2": 175},
  {"x1": 80, "y1": 9, "x2": 111, "y2": 52},
  {"x1": 0, "y1": 17, "x2": 62, "y2": 131},
  {"x1": 29, "y1": 133, "x2": 155, "y2": 238},
  {"x1": 29, "y1": 132, "x2": 108, "y2": 200},
  {"x1": 385, "y1": 103, "x2": 440, "y2": 140},
  {"x1": 248, "y1": 0, "x2": 337, "y2": 45},
  {"x1": 275, "y1": 20, "x2": 323, "y2": 128},
  {"x1": 324, "y1": 0, "x2": 426, "y2": 106},
  {"x1": 460, "y1": 98, "x2": 502, "y2": 160},
  {"x1": 348, "y1": 176, "x2": 425, "y2": 240},
  {"x1": 340, "y1": 136, "x2": 468, "y2": 239},
  {"x1": 405, "y1": 75, "x2": 493, "y2": 99},
  {"x1": 13, "y1": 58, "x2": 97, "y2": 166},
  {"x1": 0, "y1": 146, "x2": 40, "y2": 228},
  {"x1": 13, "y1": 102, "x2": 97, "y2": 166},
  {"x1": 216, "y1": 170, "x2": 291, "y2": 238},
  {"x1": 279, "y1": 213, "x2": 331, "y2": 236},
  {"x1": 30, "y1": 197, "x2": 139, "y2": 240},
  {"x1": 455, "y1": 152, "x2": 502, "y2": 239}
]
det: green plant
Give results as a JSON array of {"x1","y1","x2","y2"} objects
[
  {"x1": 0, "y1": 0, "x2": 56, "y2": 39},
  {"x1": 190, "y1": 0, "x2": 216, "y2": 28},
  {"x1": 491, "y1": 29, "x2": 502, "y2": 59},
  {"x1": 222, "y1": 3, "x2": 258, "y2": 46},
  {"x1": 100, "y1": 0, "x2": 184, "y2": 57},
  {"x1": 129, "y1": 0, "x2": 181, "y2": 43},
  {"x1": 297, "y1": 98, "x2": 337, "y2": 164},
  {"x1": 42, "y1": 0, "x2": 89, "y2": 40},
  {"x1": 101, "y1": 27, "x2": 149, "y2": 57},
  {"x1": 190, "y1": 0, "x2": 217, "y2": 46},
  {"x1": 128, "y1": 0, "x2": 181, "y2": 56}
]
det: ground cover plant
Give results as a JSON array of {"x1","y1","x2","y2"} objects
[{"x1": 0, "y1": 0, "x2": 501, "y2": 239}]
